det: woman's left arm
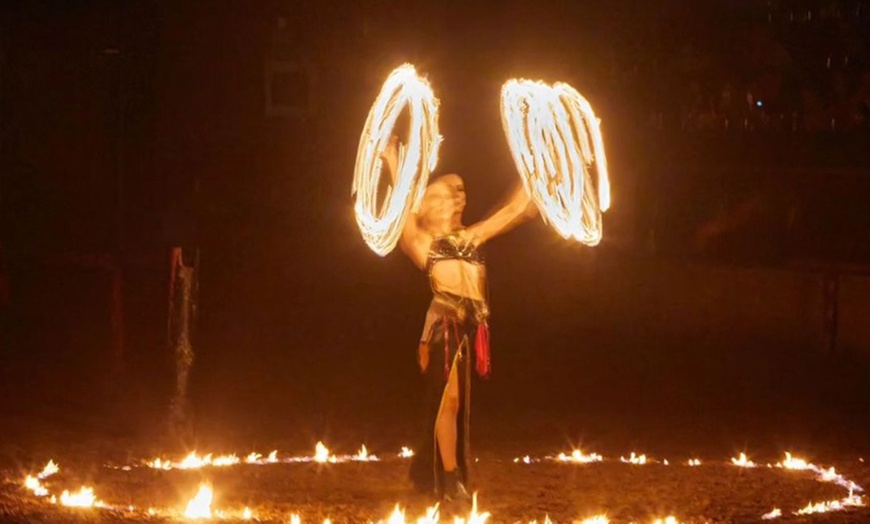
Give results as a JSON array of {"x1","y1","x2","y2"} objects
[{"x1": 464, "y1": 184, "x2": 538, "y2": 246}]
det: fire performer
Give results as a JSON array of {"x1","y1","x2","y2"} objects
[{"x1": 380, "y1": 135, "x2": 537, "y2": 501}]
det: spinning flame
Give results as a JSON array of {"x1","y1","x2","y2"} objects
[
  {"x1": 501, "y1": 79, "x2": 610, "y2": 245},
  {"x1": 353, "y1": 64, "x2": 441, "y2": 255}
]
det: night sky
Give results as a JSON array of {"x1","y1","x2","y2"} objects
[{"x1": 1, "y1": 0, "x2": 869, "y2": 454}]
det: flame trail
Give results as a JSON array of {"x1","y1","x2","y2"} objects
[
  {"x1": 352, "y1": 64, "x2": 441, "y2": 255},
  {"x1": 501, "y1": 79, "x2": 610, "y2": 245}
]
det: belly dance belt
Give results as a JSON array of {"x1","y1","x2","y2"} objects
[{"x1": 420, "y1": 291, "x2": 491, "y2": 379}]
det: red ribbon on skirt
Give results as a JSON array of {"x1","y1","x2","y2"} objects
[
  {"x1": 442, "y1": 319, "x2": 492, "y2": 380},
  {"x1": 475, "y1": 322, "x2": 491, "y2": 379}
]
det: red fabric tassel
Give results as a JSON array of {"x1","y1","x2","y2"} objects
[{"x1": 475, "y1": 322, "x2": 491, "y2": 378}]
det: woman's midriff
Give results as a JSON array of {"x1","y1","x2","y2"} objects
[{"x1": 429, "y1": 259, "x2": 486, "y2": 301}]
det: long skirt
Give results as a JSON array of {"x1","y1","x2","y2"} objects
[{"x1": 408, "y1": 315, "x2": 477, "y2": 496}]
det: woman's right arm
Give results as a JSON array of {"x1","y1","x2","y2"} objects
[{"x1": 382, "y1": 136, "x2": 429, "y2": 269}]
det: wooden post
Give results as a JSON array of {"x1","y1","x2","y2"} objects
[{"x1": 168, "y1": 247, "x2": 197, "y2": 441}]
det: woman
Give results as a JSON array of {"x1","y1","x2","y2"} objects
[{"x1": 382, "y1": 136, "x2": 537, "y2": 501}]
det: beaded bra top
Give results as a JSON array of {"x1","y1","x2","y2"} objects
[{"x1": 426, "y1": 234, "x2": 485, "y2": 272}]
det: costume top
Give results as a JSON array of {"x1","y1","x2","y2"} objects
[{"x1": 426, "y1": 234, "x2": 485, "y2": 273}]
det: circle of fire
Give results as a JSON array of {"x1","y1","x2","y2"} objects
[
  {"x1": 500, "y1": 79, "x2": 611, "y2": 245},
  {"x1": 352, "y1": 64, "x2": 441, "y2": 255}
]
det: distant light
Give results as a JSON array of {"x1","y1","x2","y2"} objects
[{"x1": 756, "y1": 100, "x2": 763, "y2": 107}]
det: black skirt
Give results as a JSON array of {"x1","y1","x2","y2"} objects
[{"x1": 409, "y1": 313, "x2": 477, "y2": 496}]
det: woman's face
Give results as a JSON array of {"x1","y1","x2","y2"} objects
[{"x1": 422, "y1": 174, "x2": 466, "y2": 226}]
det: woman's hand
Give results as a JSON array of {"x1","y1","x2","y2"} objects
[
  {"x1": 418, "y1": 342, "x2": 430, "y2": 372},
  {"x1": 379, "y1": 135, "x2": 400, "y2": 182},
  {"x1": 456, "y1": 229, "x2": 480, "y2": 249}
]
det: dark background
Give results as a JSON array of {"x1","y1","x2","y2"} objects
[{"x1": 1, "y1": 0, "x2": 869, "y2": 456}]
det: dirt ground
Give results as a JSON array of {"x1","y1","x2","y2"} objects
[{"x1": 1, "y1": 421, "x2": 869, "y2": 524}]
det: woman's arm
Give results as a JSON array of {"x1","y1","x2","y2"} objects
[
  {"x1": 463, "y1": 183, "x2": 538, "y2": 246},
  {"x1": 381, "y1": 136, "x2": 430, "y2": 269}
]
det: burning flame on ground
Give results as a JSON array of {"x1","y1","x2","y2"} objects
[
  {"x1": 38, "y1": 460, "x2": 59, "y2": 478},
  {"x1": 315, "y1": 441, "x2": 335, "y2": 463},
  {"x1": 454, "y1": 493, "x2": 491, "y2": 524},
  {"x1": 245, "y1": 450, "x2": 280, "y2": 464},
  {"x1": 146, "y1": 444, "x2": 403, "y2": 469},
  {"x1": 354, "y1": 444, "x2": 379, "y2": 462},
  {"x1": 794, "y1": 492, "x2": 865, "y2": 515},
  {"x1": 620, "y1": 452, "x2": 648, "y2": 465},
  {"x1": 557, "y1": 449, "x2": 603, "y2": 464},
  {"x1": 24, "y1": 475, "x2": 48, "y2": 497},
  {"x1": 352, "y1": 63, "x2": 441, "y2": 256},
  {"x1": 500, "y1": 79, "x2": 610, "y2": 245},
  {"x1": 19, "y1": 450, "x2": 869, "y2": 522},
  {"x1": 777, "y1": 452, "x2": 810, "y2": 470},
  {"x1": 183, "y1": 484, "x2": 214, "y2": 519},
  {"x1": 23, "y1": 460, "x2": 59, "y2": 497},
  {"x1": 417, "y1": 504, "x2": 439, "y2": 524},
  {"x1": 762, "y1": 507, "x2": 782, "y2": 519},
  {"x1": 147, "y1": 451, "x2": 240, "y2": 470},
  {"x1": 731, "y1": 453, "x2": 756, "y2": 468},
  {"x1": 179, "y1": 452, "x2": 212, "y2": 469},
  {"x1": 578, "y1": 517, "x2": 609, "y2": 524},
  {"x1": 59, "y1": 486, "x2": 101, "y2": 508}
]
